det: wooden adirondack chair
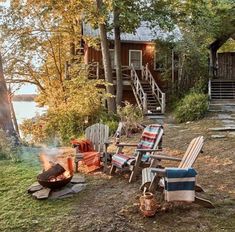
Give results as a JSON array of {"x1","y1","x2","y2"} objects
[
  {"x1": 141, "y1": 136, "x2": 215, "y2": 208},
  {"x1": 110, "y1": 124, "x2": 164, "y2": 183},
  {"x1": 72, "y1": 123, "x2": 109, "y2": 172}
]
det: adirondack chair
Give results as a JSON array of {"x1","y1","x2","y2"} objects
[
  {"x1": 72, "y1": 123, "x2": 109, "y2": 172},
  {"x1": 141, "y1": 136, "x2": 214, "y2": 208},
  {"x1": 110, "y1": 124, "x2": 164, "y2": 183}
]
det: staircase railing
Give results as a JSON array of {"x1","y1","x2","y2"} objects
[
  {"x1": 130, "y1": 64, "x2": 147, "y2": 112},
  {"x1": 208, "y1": 79, "x2": 211, "y2": 100},
  {"x1": 142, "y1": 64, "x2": 166, "y2": 113}
]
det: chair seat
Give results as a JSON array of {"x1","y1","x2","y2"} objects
[{"x1": 111, "y1": 153, "x2": 135, "y2": 169}]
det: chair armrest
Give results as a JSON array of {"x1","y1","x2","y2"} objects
[
  {"x1": 150, "y1": 168, "x2": 166, "y2": 176},
  {"x1": 149, "y1": 154, "x2": 182, "y2": 162},
  {"x1": 136, "y1": 149, "x2": 162, "y2": 153},
  {"x1": 116, "y1": 143, "x2": 138, "y2": 147},
  {"x1": 104, "y1": 141, "x2": 112, "y2": 145}
]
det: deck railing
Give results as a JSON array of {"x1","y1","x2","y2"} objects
[
  {"x1": 130, "y1": 64, "x2": 147, "y2": 112},
  {"x1": 142, "y1": 64, "x2": 166, "y2": 113},
  {"x1": 208, "y1": 79, "x2": 211, "y2": 100}
]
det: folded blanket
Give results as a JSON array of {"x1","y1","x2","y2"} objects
[
  {"x1": 111, "y1": 124, "x2": 163, "y2": 169},
  {"x1": 111, "y1": 153, "x2": 135, "y2": 169},
  {"x1": 164, "y1": 168, "x2": 197, "y2": 202}
]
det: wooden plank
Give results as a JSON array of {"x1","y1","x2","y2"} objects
[
  {"x1": 194, "y1": 196, "x2": 215, "y2": 208},
  {"x1": 181, "y1": 136, "x2": 203, "y2": 168}
]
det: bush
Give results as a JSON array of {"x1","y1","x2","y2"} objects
[
  {"x1": 20, "y1": 109, "x2": 118, "y2": 145},
  {"x1": 20, "y1": 111, "x2": 87, "y2": 146},
  {"x1": 117, "y1": 102, "x2": 144, "y2": 136},
  {"x1": 0, "y1": 129, "x2": 20, "y2": 161},
  {"x1": 98, "y1": 111, "x2": 119, "y2": 135},
  {"x1": 174, "y1": 92, "x2": 208, "y2": 123}
]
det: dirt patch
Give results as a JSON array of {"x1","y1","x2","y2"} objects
[{"x1": 54, "y1": 113, "x2": 235, "y2": 232}]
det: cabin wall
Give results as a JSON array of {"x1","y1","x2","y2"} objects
[
  {"x1": 85, "y1": 42, "x2": 162, "y2": 84},
  {"x1": 217, "y1": 52, "x2": 235, "y2": 80},
  {"x1": 85, "y1": 41, "x2": 164, "y2": 104}
]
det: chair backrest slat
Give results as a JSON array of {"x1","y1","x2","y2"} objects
[
  {"x1": 178, "y1": 136, "x2": 204, "y2": 168},
  {"x1": 85, "y1": 123, "x2": 109, "y2": 152}
]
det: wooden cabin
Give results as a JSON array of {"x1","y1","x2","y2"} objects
[
  {"x1": 81, "y1": 23, "x2": 167, "y2": 114},
  {"x1": 209, "y1": 35, "x2": 235, "y2": 101}
]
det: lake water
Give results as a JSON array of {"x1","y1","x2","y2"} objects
[{"x1": 13, "y1": 101, "x2": 46, "y2": 125}]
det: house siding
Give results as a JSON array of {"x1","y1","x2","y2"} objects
[{"x1": 85, "y1": 42, "x2": 164, "y2": 105}]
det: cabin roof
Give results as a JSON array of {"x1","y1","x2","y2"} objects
[{"x1": 83, "y1": 22, "x2": 180, "y2": 43}]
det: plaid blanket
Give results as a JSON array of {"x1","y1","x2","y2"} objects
[
  {"x1": 72, "y1": 139, "x2": 101, "y2": 172},
  {"x1": 164, "y1": 168, "x2": 197, "y2": 202},
  {"x1": 111, "y1": 124, "x2": 163, "y2": 169}
]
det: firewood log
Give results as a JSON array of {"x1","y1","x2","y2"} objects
[{"x1": 37, "y1": 163, "x2": 66, "y2": 181}]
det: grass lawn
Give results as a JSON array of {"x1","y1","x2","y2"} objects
[{"x1": 0, "y1": 148, "x2": 78, "y2": 232}]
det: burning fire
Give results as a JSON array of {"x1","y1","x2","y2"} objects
[
  {"x1": 40, "y1": 153, "x2": 52, "y2": 171},
  {"x1": 49, "y1": 170, "x2": 71, "y2": 182},
  {"x1": 39, "y1": 152, "x2": 74, "y2": 182}
]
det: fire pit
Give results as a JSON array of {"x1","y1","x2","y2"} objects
[
  {"x1": 28, "y1": 150, "x2": 86, "y2": 200},
  {"x1": 37, "y1": 162, "x2": 73, "y2": 189},
  {"x1": 37, "y1": 172, "x2": 73, "y2": 189}
]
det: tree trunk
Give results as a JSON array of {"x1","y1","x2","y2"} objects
[
  {"x1": 9, "y1": 94, "x2": 20, "y2": 137},
  {"x1": 0, "y1": 52, "x2": 15, "y2": 136},
  {"x1": 96, "y1": 0, "x2": 116, "y2": 113},
  {"x1": 114, "y1": 6, "x2": 123, "y2": 107}
]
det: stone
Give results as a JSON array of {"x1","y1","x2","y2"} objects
[
  {"x1": 221, "y1": 119, "x2": 235, "y2": 124},
  {"x1": 49, "y1": 186, "x2": 74, "y2": 199},
  {"x1": 209, "y1": 127, "x2": 235, "y2": 131},
  {"x1": 211, "y1": 135, "x2": 226, "y2": 139},
  {"x1": 218, "y1": 114, "x2": 232, "y2": 119},
  {"x1": 71, "y1": 175, "x2": 86, "y2": 184},
  {"x1": 228, "y1": 132, "x2": 235, "y2": 137},
  {"x1": 32, "y1": 188, "x2": 51, "y2": 199},
  {"x1": 71, "y1": 183, "x2": 87, "y2": 193},
  {"x1": 28, "y1": 182, "x2": 43, "y2": 193}
]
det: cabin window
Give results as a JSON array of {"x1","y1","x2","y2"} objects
[
  {"x1": 129, "y1": 50, "x2": 142, "y2": 70},
  {"x1": 154, "y1": 52, "x2": 164, "y2": 71},
  {"x1": 109, "y1": 49, "x2": 115, "y2": 68}
]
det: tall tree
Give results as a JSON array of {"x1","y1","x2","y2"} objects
[
  {"x1": 113, "y1": 5, "x2": 122, "y2": 107},
  {"x1": 0, "y1": 51, "x2": 15, "y2": 135},
  {"x1": 96, "y1": 0, "x2": 116, "y2": 113}
]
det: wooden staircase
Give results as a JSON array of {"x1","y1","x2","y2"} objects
[
  {"x1": 130, "y1": 64, "x2": 165, "y2": 115},
  {"x1": 141, "y1": 82, "x2": 161, "y2": 114},
  {"x1": 209, "y1": 79, "x2": 235, "y2": 112},
  {"x1": 210, "y1": 80, "x2": 235, "y2": 100}
]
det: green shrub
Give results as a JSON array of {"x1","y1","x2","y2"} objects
[
  {"x1": 98, "y1": 110, "x2": 119, "y2": 135},
  {"x1": 20, "y1": 111, "x2": 86, "y2": 146},
  {"x1": 0, "y1": 129, "x2": 20, "y2": 161},
  {"x1": 174, "y1": 92, "x2": 208, "y2": 123},
  {"x1": 117, "y1": 101, "x2": 144, "y2": 136}
]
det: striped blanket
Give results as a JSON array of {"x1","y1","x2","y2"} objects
[
  {"x1": 164, "y1": 168, "x2": 197, "y2": 202},
  {"x1": 111, "y1": 124, "x2": 162, "y2": 169}
]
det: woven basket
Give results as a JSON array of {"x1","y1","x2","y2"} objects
[{"x1": 139, "y1": 192, "x2": 159, "y2": 217}]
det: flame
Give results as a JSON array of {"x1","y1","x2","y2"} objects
[{"x1": 39, "y1": 153, "x2": 52, "y2": 171}]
